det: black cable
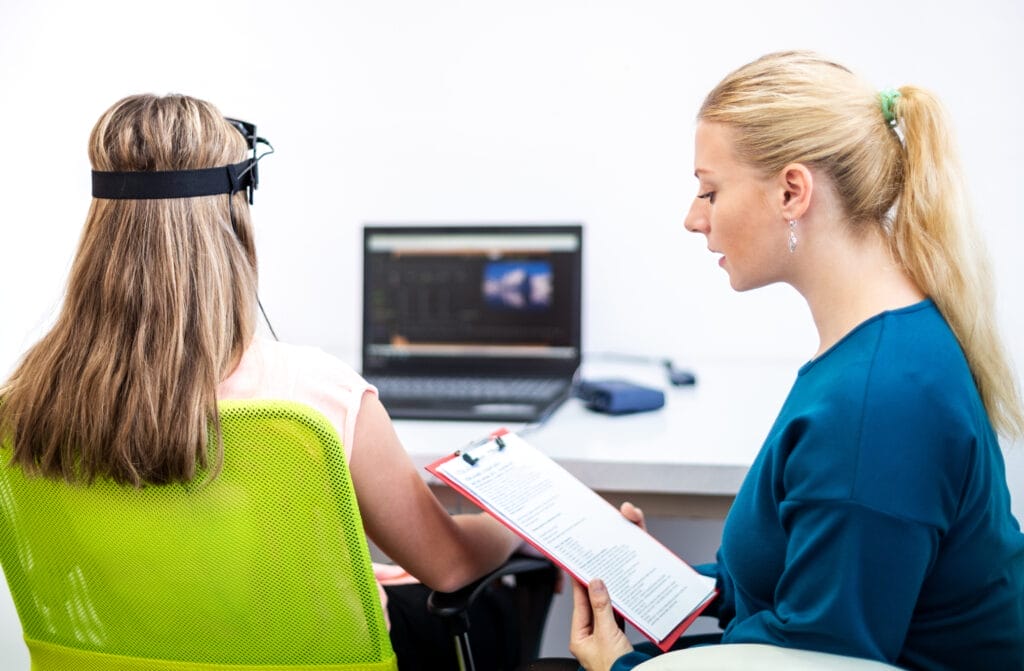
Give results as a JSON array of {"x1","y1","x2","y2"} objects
[
  {"x1": 582, "y1": 351, "x2": 696, "y2": 386},
  {"x1": 257, "y1": 295, "x2": 279, "y2": 341},
  {"x1": 227, "y1": 189, "x2": 278, "y2": 341},
  {"x1": 661, "y1": 359, "x2": 697, "y2": 386}
]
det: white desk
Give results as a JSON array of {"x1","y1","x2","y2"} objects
[{"x1": 393, "y1": 358, "x2": 797, "y2": 518}]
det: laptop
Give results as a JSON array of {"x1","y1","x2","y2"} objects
[{"x1": 362, "y1": 224, "x2": 583, "y2": 422}]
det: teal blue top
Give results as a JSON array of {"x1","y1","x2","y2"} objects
[{"x1": 613, "y1": 300, "x2": 1024, "y2": 670}]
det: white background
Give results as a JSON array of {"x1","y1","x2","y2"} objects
[{"x1": 1, "y1": 0, "x2": 1022, "y2": 664}]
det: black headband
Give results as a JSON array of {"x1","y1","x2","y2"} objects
[
  {"x1": 91, "y1": 161, "x2": 254, "y2": 200},
  {"x1": 90, "y1": 117, "x2": 271, "y2": 203}
]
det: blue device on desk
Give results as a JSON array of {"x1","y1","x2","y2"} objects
[{"x1": 576, "y1": 379, "x2": 665, "y2": 415}]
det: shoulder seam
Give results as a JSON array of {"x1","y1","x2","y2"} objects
[{"x1": 851, "y1": 316, "x2": 887, "y2": 501}]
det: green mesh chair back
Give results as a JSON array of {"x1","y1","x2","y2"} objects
[{"x1": 0, "y1": 399, "x2": 398, "y2": 671}]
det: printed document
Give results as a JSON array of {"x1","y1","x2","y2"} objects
[{"x1": 427, "y1": 432, "x2": 717, "y2": 650}]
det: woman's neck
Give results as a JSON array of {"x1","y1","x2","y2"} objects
[{"x1": 794, "y1": 227, "x2": 925, "y2": 359}]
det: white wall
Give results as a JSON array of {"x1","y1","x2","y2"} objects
[{"x1": 1, "y1": 0, "x2": 1022, "y2": 666}]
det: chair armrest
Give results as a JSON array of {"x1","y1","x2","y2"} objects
[
  {"x1": 427, "y1": 555, "x2": 556, "y2": 633},
  {"x1": 429, "y1": 554, "x2": 559, "y2": 667}
]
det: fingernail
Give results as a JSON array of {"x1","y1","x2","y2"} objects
[{"x1": 590, "y1": 578, "x2": 606, "y2": 593}]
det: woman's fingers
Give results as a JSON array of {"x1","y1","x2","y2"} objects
[
  {"x1": 570, "y1": 579, "x2": 594, "y2": 640},
  {"x1": 620, "y1": 501, "x2": 647, "y2": 531},
  {"x1": 587, "y1": 578, "x2": 620, "y2": 637},
  {"x1": 569, "y1": 578, "x2": 636, "y2": 670}
]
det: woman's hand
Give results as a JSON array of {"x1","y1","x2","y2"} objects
[
  {"x1": 620, "y1": 501, "x2": 646, "y2": 532},
  {"x1": 569, "y1": 578, "x2": 634, "y2": 671}
]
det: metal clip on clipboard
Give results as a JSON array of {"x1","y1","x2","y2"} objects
[{"x1": 458, "y1": 430, "x2": 508, "y2": 466}]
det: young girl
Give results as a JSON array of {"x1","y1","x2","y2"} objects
[{"x1": 0, "y1": 93, "x2": 524, "y2": 670}]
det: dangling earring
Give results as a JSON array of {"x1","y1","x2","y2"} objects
[{"x1": 788, "y1": 220, "x2": 798, "y2": 253}]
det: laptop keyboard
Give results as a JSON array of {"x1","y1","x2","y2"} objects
[{"x1": 369, "y1": 375, "x2": 566, "y2": 402}]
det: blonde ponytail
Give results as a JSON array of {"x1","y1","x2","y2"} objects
[{"x1": 889, "y1": 87, "x2": 1024, "y2": 438}]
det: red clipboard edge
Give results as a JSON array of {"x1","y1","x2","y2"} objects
[
  {"x1": 425, "y1": 445, "x2": 719, "y2": 651},
  {"x1": 654, "y1": 588, "x2": 719, "y2": 651}
]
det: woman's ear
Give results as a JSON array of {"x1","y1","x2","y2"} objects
[{"x1": 778, "y1": 163, "x2": 813, "y2": 221}]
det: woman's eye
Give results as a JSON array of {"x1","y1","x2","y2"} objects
[{"x1": 697, "y1": 191, "x2": 716, "y2": 204}]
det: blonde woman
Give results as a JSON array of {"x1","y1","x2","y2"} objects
[
  {"x1": 0, "y1": 94, "x2": 523, "y2": 671},
  {"x1": 570, "y1": 52, "x2": 1024, "y2": 671}
]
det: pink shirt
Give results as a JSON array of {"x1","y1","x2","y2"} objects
[
  {"x1": 216, "y1": 337, "x2": 370, "y2": 463},
  {"x1": 216, "y1": 336, "x2": 416, "y2": 626}
]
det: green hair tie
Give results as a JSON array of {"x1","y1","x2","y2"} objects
[{"x1": 879, "y1": 88, "x2": 901, "y2": 125}]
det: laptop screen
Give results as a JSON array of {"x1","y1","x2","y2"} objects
[{"x1": 362, "y1": 224, "x2": 582, "y2": 376}]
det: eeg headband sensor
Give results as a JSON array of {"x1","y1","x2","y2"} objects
[{"x1": 91, "y1": 117, "x2": 272, "y2": 204}]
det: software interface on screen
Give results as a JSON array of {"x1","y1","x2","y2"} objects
[{"x1": 363, "y1": 228, "x2": 581, "y2": 367}]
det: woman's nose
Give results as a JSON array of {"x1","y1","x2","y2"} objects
[{"x1": 684, "y1": 200, "x2": 709, "y2": 235}]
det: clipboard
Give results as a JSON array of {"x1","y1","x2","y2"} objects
[{"x1": 427, "y1": 430, "x2": 718, "y2": 651}]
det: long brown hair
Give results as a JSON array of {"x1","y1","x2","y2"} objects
[
  {"x1": 0, "y1": 94, "x2": 259, "y2": 485},
  {"x1": 699, "y1": 51, "x2": 1023, "y2": 439}
]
